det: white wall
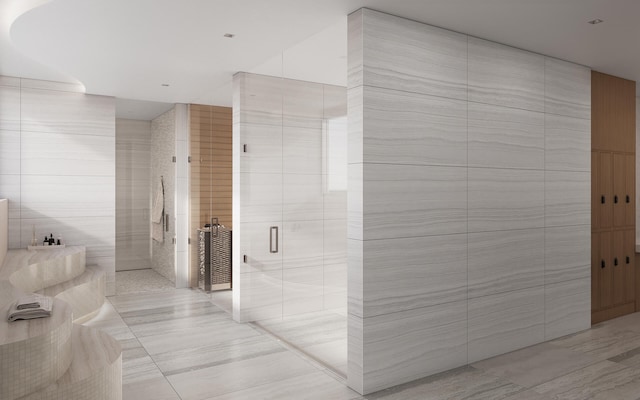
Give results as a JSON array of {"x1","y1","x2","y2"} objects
[
  {"x1": 0, "y1": 199, "x2": 7, "y2": 267},
  {"x1": 116, "y1": 118, "x2": 151, "y2": 271},
  {"x1": 348, "y1": 9, "x2": 591, "y2": 394},
  {"x1": 0, "y1": 75, "x2": 116, "y2": 294}
]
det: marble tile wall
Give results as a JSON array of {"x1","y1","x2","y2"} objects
[
  {"x1": 0, "y1": 75, "x2": 117, "y2": 295},
  {"x1": 151, "y1": 108, "x2": 176, "y2": 283},
  {"x1": 232, "y1": 72, "x2": 347, "y2": 324},
  {"x1": 116, "y1": 119, "x2": 151, "y2": 271},
  {"x1": 348, "y1": 8, "x2": 591, "y2": 395}
]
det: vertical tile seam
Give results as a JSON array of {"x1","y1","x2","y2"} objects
[
  {"x1": 466, "y1": 34, "x2": 470, "y2": 365},
  {"x1": 543, "y1": 57, "x2": 547, "y2": 341}
]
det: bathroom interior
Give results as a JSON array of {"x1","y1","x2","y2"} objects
[{"x1": 114, "y1": 20, "x2": 349, "y2": 376}]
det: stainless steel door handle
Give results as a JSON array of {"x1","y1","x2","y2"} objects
[{"x1": 270, "y1": 226, "x2": 279, "y2": 253}]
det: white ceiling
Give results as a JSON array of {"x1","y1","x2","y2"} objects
[{"x1": 1, "y1": 0, "x2": 639, "y2": 119}]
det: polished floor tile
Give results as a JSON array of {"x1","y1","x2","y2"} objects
[{"x1": 88, "y1": 270, "x2": 640, "y2": 400}]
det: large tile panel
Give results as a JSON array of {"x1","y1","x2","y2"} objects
[
  {"x1": 0, "y1": 174, "x2": 20, "y2": 219},
  {"x1": 468, "y1": 37, "x2": 545, "y2": 112},
  {"x1": 0, "y1": 86, "x2": 20, "y2": 131},
  {"x1": 545, "y1": 277, "x2": 590, "y2": 341},
  {"x1": 239, "y1": 172, "x2": 282, "y2": 223},
  {"x1": 468, "y1": 102, "x2": 544, "y2": 169},
  {"x1": 362, "y1": 86, "x2": 467, "y2": 166},
  {"x1": 283, "y1": 173, "x2": 323, "y2": 221},
  {"x1": 20, "y1": 88, "x2": 114, "y2": 136},
  {"x1": 238, "y1": 123, "x2": 282, "y2": 174},
  {"x1": 545, "y1": 57, "x2": 591, "y2": 120},
  {"x1": 545, "y1": 113, "x2": 590, "y2": 172},
  {"x1": 362, "y1": 234, "x2": 467, "y2": 317},
  {"x1": 283, "y1": 126, "x2": 322, "y2": 174},
  {"x1": 468, "y1": 168, "x2": 544, "y2": 232},
  {"x1": 283, "y1": 265, "x2": 324, "y2": 317},
  {"x1": 21, "y1": 131, "x2": 115, "y2": 176},
  {"x1": 363, "y1": 164, "x2": 467, "y2": 239},
  {"x1": 282, "y1": 220, "x2": 324, "y2": 270},
  {"x1": 468, "y1": 228, "x2": 544, "y2": 298},
  {"x1": 468, "y1": 286, "x2": 545, "y2": 363},
  {"x1": 545, "y1": 170, "x2": 590, "y2": 227},
  {"x1": 0, "y1": 130, "x2": 20, "y2": 175},
  {"x1": 362, "y1": 300, "x2": 468, "y2": 393},
  {"x1": 360, "y1": 8, "x2": 467, "y2": 100},
  {"x1": 545, "y1": 225, "x2": 590, "y2": 284}
]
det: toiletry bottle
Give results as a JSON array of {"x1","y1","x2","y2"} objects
[
  {"x1": 43, "y1": 236, "x2": 48, "y2": 246},
  {"x1": 49, "y1": 234, "x2": 54, "y2": 245},
  {"x1": 57, "y1": 237, "x2": 61, "y2": 245}
]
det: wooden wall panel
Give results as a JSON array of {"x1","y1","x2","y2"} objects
[
  {"x1": 591, "y1": 70, "x2": 636, "y2": 324},
  {"x1": 189, "y1": 104, "x2": 233, "y2": 288}
]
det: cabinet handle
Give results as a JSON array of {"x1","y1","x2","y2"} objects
[
  {"x1": 601, "y1": 195, "x2": 606, "y2": 204},
  {"x1": 627, "y1": 256, "x2": 631, "y2": 264},
  {"x1": 269, "y1": 226, "x2": 279, "y2": 253},
  {"x1": 614, "y1": 257, "x2": 618, "y2": 266},
  {"x1": 614, "y1": 195, "x2": 619, "y2": 204},
  {"x1": 601, "y1": 260, "x2": 606, "y2": 268},
  {"x1": 626, "y1": 195, "x2": 631, "y2": 203}
]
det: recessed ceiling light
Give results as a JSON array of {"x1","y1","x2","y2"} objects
[
  {"x1": 224, "y1": 33, "x2": 235, "y2": 38},
  {"x1": 161, "y1": 83, "x2": 170, "y2": 87},
  {"x1": 588, "y1": 19, "x2": 604, "y2": 24}
]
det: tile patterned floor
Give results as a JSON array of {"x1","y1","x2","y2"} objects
[{"x1": 87, "y1": 270, "x2": 640, "y2": 399}]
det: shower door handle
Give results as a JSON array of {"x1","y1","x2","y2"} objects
[{"x1": 270, "y1": 226, "x2": 279, "y2": 253}]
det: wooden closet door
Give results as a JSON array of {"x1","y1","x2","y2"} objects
[
  {"x1": 613, "y1": 153, "x2": 626, "y2": 227},
  {"x1": 612, "y1": 230, "x2": 625, "y2": 305},
  {"x1": 625, "y1": 154, "x2": 635, "y2": 227},
  {"x1": 598, "y1": 152, "x2": 613, "y2": 229},
  {"x1": 599, "y1": 231, "x2": 613, "y2": 309},
  {"x1": 624, "y1": 229, "x2": 636, "y2": 304}
]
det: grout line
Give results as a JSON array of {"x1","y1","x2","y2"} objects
[{"x1": 466, "y1": 34, "x2": 470, "y2": 366}]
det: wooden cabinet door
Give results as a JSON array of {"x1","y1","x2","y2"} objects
[
  {"x1": 624, "y1": 229, "x2": 636, "y2": 304},
  {"x1": 625, "y1": 154, "x2": 635, "y2": 227},
  {"x1": 612, "y1": 230, "x2": 625, "y2": 305},
  {"x1": 599, "y1": 231, "x2": 613, "y2": 309},
  {"x1": 598, "y1": 152, "x2": 613, "y2": 229},
  {"x1": 613, "y1": 153, "x2": 626, "y2": 227}
]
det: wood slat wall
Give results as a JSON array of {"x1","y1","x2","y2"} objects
[{"x1": 189, "y1": 104, "x2": 233, "y2": 287}]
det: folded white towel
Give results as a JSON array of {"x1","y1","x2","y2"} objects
[{"x1": 8, "y1": 294, "x2": 53, "y2": 322}]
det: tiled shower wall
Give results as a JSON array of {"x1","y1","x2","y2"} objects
[
  {"x1": 348, "y1": 9, "x2": 591, "y2": 394},
  {"x1": 232, "y1": 72, "x2": 347, "y2": 322},
  {"x1": 116, "y1": 118, "x2": 151, "y2": 271},
  {"x1": 151, "y1": 108, "x2": 176, "y2": 283},
  {"x1": 0, "y1": 75, "x2": 116, "y2": 294}
]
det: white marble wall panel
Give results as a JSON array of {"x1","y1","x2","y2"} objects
[
  {"x1": 545, "y1": 114, "x2": 591, "y2": 171},
  {"x1": 324, "y1": 219, "x2": 347, "y2": 266},
  {"x1": 468, "y1": 103, "x2": 544, "y2": 169},
  {"x1": 468, "y1": 286, "x2": 545, "y2": 363},
  {"x1": 361, "y1": 86, "x2": 467, "y2": 166},
  {"x1": 20, "y1": 78, "x2": 85, "y2": 93},
  {"x1": 324, "y1": 190, "x2": 347, "y2": 221},
  {"x1": 283, "y1": 126, "x2": 322, "y2": 174},
  {"x1": 282, "y1": 80, "x2": 324, "y2": 128},
  {"x1": 545, "y1": 277, "x2": 591, "y2": 341},
  {"x1": 468, "y1": 228, "x2": 544, "y2": 298},
  {"x1": 357, "y1": 9, "x2": 468, "y2": 100},
  {"x1": 283, "y1": 173, "x2": 323, "y2": 221},
  {"x1": 0, "y1": 86, "x2": 20, "y2": 131},
  {"x1": 362, "y1": 300, "x2": 468, "y2": 393},
  {"x1": 545, "y1": 225, "x2": 591, "y2": 284},
  {"x1": 283, "y1": 265, "x2": 324, "y2": 317},
  {"x1": 282, "y1": 220, "x2": 323, "y2": 270},
  {"x1": 363, "y1": 164, "x2": 467, "y2": 239},
  {"x1": 0, "y1": 174, "x2": 20, "y2": 219},
  {"x1": 324, "y1": 84, "x2": 348, "y2": 119},
  {"x1": 0, "y1": 130, "x2": 20, "y2": 175},
  {"x1": 348, "y1": 10, "x2": 590, "y2": 393},
  {"x1": 234, "y1": 73, "x2": 283, "y2": 127},
  {"x1": 239, "y1": 123, "x2": 282, "y2": 174},
  {"x1": 0, "y1": 75, "x2": 20, "y2": 87},
  {"x1": 545, "y1": 58, "x2": 591, "y2": 119},
  {"x1": 468, "y1": 37, "x2": 545, "y2": 112},
  {"x1": 20, "y1": 175, "x2": 115, "y2": 218},
  {"x1": 347, "y1": 163, "x2": 363, "y2": 240},
  {"x1": 348, "y1": 86, "x2": 364, "y2": 165},
  {"x1": 545, "y1": 171, "x2": 590, "y2": 227},
  {"x1": 240, "y1": 172, "x2": 282, "y2": 223},
  {"x1": 468, "y1": 168, "x2": 544, "y2": 232},
  {"x1": 21, "y1": 131, "x2": 115, "y2": 176},
  {"x1": 362, "y1": 234, "x2": 467, "y2": 317},
  {"x1": 20, "y1": 88, "x2": 114, "y2": 136},
  {"x1": 8, "y1": 218, "x2": 20, "y2": 249}
]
